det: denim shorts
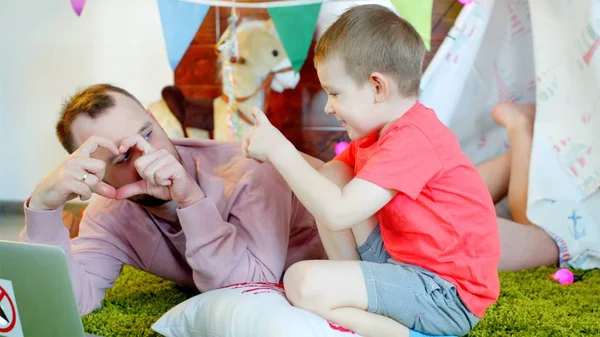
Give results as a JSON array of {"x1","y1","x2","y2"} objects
[{"x1": 357, "y1": 226, "x2": 480, "y2": 336}]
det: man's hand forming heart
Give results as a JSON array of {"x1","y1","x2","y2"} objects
[
  {"x1": 115, "y1": 135, "x2": 205, "y2": 208},
  {"x1": 29, "y1": 136, "x2": 119, "y2": 210}
]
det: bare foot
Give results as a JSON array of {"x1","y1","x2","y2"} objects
[{"x1": 492, "y1": 102, "x2": 536, "y2": 132}]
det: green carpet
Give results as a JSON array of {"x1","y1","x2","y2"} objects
[{"x1": 82, "y1": 266, "x2": 600, "y2": 337}]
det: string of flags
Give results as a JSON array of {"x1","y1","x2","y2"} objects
[
  {"x1": 70, "y1": 0, "x2": 443, "y2": 71},
  {"x1": 156, "y1": 0, "x2": 211, "y2": 70},
  {"x1": 71, "y1": 0, "x2": 86, "y2": 16}
]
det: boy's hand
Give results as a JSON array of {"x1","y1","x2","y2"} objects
[{"x1": 243, "y1": 108, "x2": 289, "y2": 163}]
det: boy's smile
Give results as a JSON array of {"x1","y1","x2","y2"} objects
[{"x1": 316, "y1": 57, "x2": 389, "y2": 141}]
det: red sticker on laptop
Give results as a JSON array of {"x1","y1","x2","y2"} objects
[{"x1": 0, "y1": 279, "x2": 24, "y2": 337}]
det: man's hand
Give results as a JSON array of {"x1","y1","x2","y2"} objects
[
  {"x1": 242, "y1": 107, "x2": 291, "y2": 163},
  {"x1": 114, "y1": 135, "x2": 205, "y2": 208},
  {"x1": 29, "y1": 136, "x2": 120, "y2": 210}
]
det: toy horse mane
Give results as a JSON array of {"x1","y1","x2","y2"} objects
[
  {"x1": 212, "y1": 18, "x2": 298, "y2": 140},
  {"x1": 216, "y1": 19, "x2": 276, "y2": 70},
  {"x1": 216, "y1": 19, "x2": 269, "y2": 121}
]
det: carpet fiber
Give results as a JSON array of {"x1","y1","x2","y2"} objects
[{"x1": 82, "y1": 266, "x2": 600, "y2": 336}]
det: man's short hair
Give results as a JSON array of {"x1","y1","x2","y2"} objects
[
  {"x1": 314, "y1": 4, "x2": 426, "y2": 97},
  {"x1": 56, "y1": 84, "x2": 141, "y2": 153}
]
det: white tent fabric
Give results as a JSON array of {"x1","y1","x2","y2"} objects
[{"x1": 420, "y1": 0, "x2": 600, "y2": 269}]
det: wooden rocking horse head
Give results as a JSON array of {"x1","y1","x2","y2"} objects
[{"x1": 213, "y1": 18, "x2": 300, "y2": 141}]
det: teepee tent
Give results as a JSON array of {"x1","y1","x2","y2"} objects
[{"x1": 420, "y1": 0, "x2": 600, "y2": 269}]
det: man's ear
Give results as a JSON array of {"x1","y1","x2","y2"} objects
[{"x1": 369, "y1": 72, "x2": 391, "y2": 103}]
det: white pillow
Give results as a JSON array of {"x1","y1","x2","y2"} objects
[{"x1": 151, "y1": 282, "x2": 361, "y2": 337}]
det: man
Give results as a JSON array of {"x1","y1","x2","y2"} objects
[{"x1": 20, "y1": 84, "x2": 326, "y2": 315}]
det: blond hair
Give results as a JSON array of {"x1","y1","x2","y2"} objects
[{"x1": 314, "y1": 4, "x2": 425, "y2": 97}]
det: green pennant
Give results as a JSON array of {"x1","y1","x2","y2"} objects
[
  {"x1": 268, "y1": 3, "x2": 321, "y2": 72},
  {"x1": 391, "y1": 0, "x2": 434, "y2": 51}
]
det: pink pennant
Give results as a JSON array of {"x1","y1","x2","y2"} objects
[{"x1": 71, "y1": 0, "x2": 86, "y2": 16}]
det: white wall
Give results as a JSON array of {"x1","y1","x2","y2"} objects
[
  {"x1": 317, "y1": 1, "x2": 397, "y2": 38},
  {"x1": 0, "y1": 0, "x2": 173, "y2": 201}
]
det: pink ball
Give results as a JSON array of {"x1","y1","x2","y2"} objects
[
  {"x1": 334, "y1": 141, "x2": 349, "y2": 155},
  {"x1": 552, "y1": 269, "x2": 574, "y2": 285},
  {"x1": 458, "y1": 0, "x2": 475, "y2": 4}
]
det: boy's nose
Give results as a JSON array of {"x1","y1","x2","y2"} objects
[{"x1": 324, "y1": 104, "x2": 335, "y2": 115}]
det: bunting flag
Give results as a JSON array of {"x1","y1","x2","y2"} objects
[
  {"x1": 157, "y1": 0, "x2": 210, "y2": 70},
  {"x1": 268, "y1": 3, "x2": 321, "y2": 72},
  {"x1": 391, "y1": 0, "x2": 434, "y2": 51},
  {"x1": 71, "y1": 0, "x2": 86, "y2": 16}
]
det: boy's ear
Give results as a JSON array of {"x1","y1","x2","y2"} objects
[{"x1": 369, "y1": 72, "x2": 391, "y2": 103}]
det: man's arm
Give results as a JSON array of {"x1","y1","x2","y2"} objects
[
  {"x1": 20, "y1": 199, "x2": 137, "y2": 315},
  {"x1": 269, "y1": 144, "x2": 397, "y2": 231},
  {"x1": 176, "y1": 163, "x2": 301, "y2": 291},
  {"x1": 20, "y1": 136, "x2": 139, "y2": 315},
  {"x1": 113, "y1": 135, "x2": 319, "y2": 291}
]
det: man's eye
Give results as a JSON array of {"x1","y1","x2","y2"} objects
[
  {"x1": 116, "y1": 151, "x2": 131, "y2": 165},
  {"x1": 143, "y1": 130, "x2": 153, "y2": 140}
]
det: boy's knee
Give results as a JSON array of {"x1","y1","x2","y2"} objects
[{"x1": 283, "y1": 261, "x2": 324, "y2": 311}]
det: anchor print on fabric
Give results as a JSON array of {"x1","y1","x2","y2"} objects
[{"x1": 568, "y1": 209, "x2": 585, "y2": 240}]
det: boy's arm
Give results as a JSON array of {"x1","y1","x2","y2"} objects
[
  {"x1": 299, "y1": 151, "x2": 325, "y2": 170},
  {"x1": 245, "y1": 108, "x2": 441, "y2": 231},
  {"x1": 269, "y1": 143, "x2": 396, "y2": 231}
]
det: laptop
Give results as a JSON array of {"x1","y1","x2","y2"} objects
[{"x1": 0, "y1": 240, "x2": 102, "y2": 337}]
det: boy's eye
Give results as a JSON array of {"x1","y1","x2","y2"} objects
[
  {"x1": 143, "y1": 130, "x2": 153, "y2": 140},
  {"x1": 329, "y1": 93, "x2": 338, "y2": 97}
]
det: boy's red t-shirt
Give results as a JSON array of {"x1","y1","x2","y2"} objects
[{"x1": 334, "y1": 102, "x2": 500, "y2": 318}]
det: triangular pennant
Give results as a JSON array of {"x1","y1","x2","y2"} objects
[
  {"x1": 268, "y1": 3, "x2": 321, "y2": 72},
  {"x1": 71, "y1": 0, "x2": 85, "y2": 16},
  {"x1": 157, "y1": 0, "x2": 209, "y2": 70},
  {"x1": 390, "y1": 0, "x2": 434, "y2": 51}
]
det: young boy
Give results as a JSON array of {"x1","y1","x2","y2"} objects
[{"x1": 242, "y1": 4, "x2": 500, "y2": 337}]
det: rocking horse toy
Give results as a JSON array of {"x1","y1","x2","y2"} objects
[{"x1": 213, "y1": 16, "x2": 300, "y2": 141}]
